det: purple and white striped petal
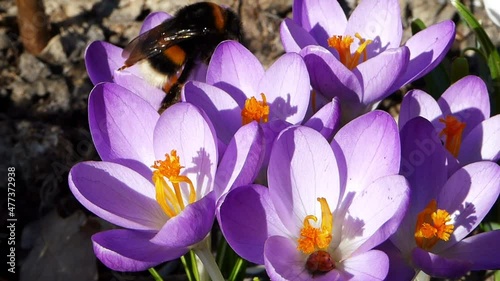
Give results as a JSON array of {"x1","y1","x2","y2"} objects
[
  {"x1": 69, "y1": 161, "x2": 166, "y2": 231},
  {"x1": 268, "y1": 126, "x2": 341, "y2": 235},
  {"x1": 92, "y1": 229, "x2": 187, "y2": 272}
]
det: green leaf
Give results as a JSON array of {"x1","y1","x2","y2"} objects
[
  {"x1": 422, "y1": 59, "x2": 450, "y2": 99},
  {"x1": 488, "y1": 50, "x2": 500, "y2": 80},
  {"x1": 482, "y1": 221, "x2": 500, "y2": 232},
  {"x1": 148, "y1": 267, "x2": 165, "y2": 281},
  {"x1": 228, "y1": 258, "x2": 247, "y2": 281},
  {"x1": 450, "y1": 57, "x2": 469, "y2": 83},
  {"x1": 411, "y1": 19, "x2": 427, "y2": 35},
  {"x1": 451, "y1": 0, "x2": 500, "y2": 114},
  {"x1": 181, "y1": 251, "x2": 200, "y2": 281},
  {"x1": 451, "y1": 0, "x2": 496, "y2": 55}
]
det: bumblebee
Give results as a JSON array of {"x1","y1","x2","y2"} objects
[{"x1": 118, "y1": 2, "x2": 243, "y2": 111}]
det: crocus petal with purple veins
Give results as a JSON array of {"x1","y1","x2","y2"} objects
[
  {"x1": 337, "y1": 175, "x2": 409, "y2": 257},
  {"x1": 71, "y1": 84, "x2": 235, "y2": 271},
  {"x1": 268, "y1": 126, "x2": 341, "y2": 234},
  {"x1": 68, "y1": 161, "x2": 166, "y2": 230},
  {"x1": 398, "y1": 89, "x2": 443, "y2": 130},
  {"x1": 388, "y1": 121, "x2": 500, "y2": 278},
  {"x1": 397, "y1": 75, "x2": 498, "y2": 167},
  {"x1": 258, "y1": 52, "x2": 310, "y2": 124},
  {"x1": 187, "y1": 63, "x2": 208, "y2": 83},
  {"x1": 304, "y1": 97, "x2": 341, "y2": 140},
  {"x1": 92, "y1": 229, "x2": 187, "y2": 272},
  {"x1": 391, "y1": 117, "x2": 448, "y2": 256},
  {"x1": 354, "y1": 46, "x2": 409, "y2": 106},
  {"x1": 411, "y1": 247, "x2": 472, "y2": 278},
  {"x1": 214, "y1": 122, "x2": 265, "y2": 198},
  {"x1": 438, "y1": 75, "x2": 490, "y2": 138},
  {"x1": 151, "y1": 192, "x2": 216, "y2": 248},
  {"x1": 345, "y1": 0, "x2": 402, "y2": 56},
  {"x1": 88, "y1": 83, "x2": 158, "y2": 166},
  {"x1": 182, "y1": 81, "x2": 241, "y2": 144},
  {"x1": 153, "y1": 103, "x2": 218, "y2": 198},
  {"x1": 85, "y1": 41, "x2": 135, "y2": 84},
  {"x1": 293, "y1": 0, "x2": 347, "y2": 48},
  {"x1": 459, "y1": 114, "x2": 500, "y2": 164},
  {"x1": 85, "y1": 42, "x2": 164, "y2": 108},
  {"x1": 280, "y1": 0, "x2": 456, "y2": 122},
  {"x1": 219, "y1": 185, "x2": 289, "y2": 264},
  {"x1": 340, "y1": 250, "x2": 389, "y2": 281},
  {"x1": 139, "y1": 12, "x2": 170, "y2": 34},
  {"x1": 259, "y1": 119, "x2": 292, "y2": 169},
  {"x1": 377, "y1": 241, "x2": 415, "y2": 281},
  {"x1": 218, "y1": 121, "x2": 410, "y2": 279},
  {"x1": 332, "y1": 110, "x2": 400, "y2": 194},
  {"x1": 300, "y1": 45, "x2": 362, "y2": 101},
  {"x1": 440, "y1": 230, "x2": 500, "y2": 270},
  {"x1": 389, "y1": 20, "x2": 455, "y2": 93},
  {"x1": 112, "y1": 72, "x2": 165, "y2": 109},
  {"x1": 206, "y1": 41, "x2": 264, "y2": 98},
  {"x1": 84, "y1": 11, "x2": 196, "y2": 112},
  {"x1": 434, "y1": 161, "x2": 500, "y2": 251},
  {"x1": 280, "y1": 18, "x2": 319, "y2": 53},
  {"x1": 264, "y1": 235, "x2": 341, "y2": 281},
  {"x1": 400, "y1": 117, "x2": 448, "y2": 203}
]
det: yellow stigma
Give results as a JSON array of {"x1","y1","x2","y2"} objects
[
  {"x1": 241, "y1": 93, "x2": 270, "y2": 125},
  {"x1": 297, "y1": 198, "x2": 333, "y2": 254},
  {"x1": 439, "y1": 115, "x2": 466, "y2": 158},
  {"x1": 327, "y1": 33, "x2": 372, "y2": 70},
  {"x1": 414, "y1": 199, "x2": 454, "y2": 250},
  {"x1": 151, "y1": 150, "x2": 197, "y2": 218}
]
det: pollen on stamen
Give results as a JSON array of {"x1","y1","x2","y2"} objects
[
  {"x1": 439, "y1": 115, "x2": 466, "y2": 158},
  {"x1": 151, "y1": 150, "x2": 197, "y2": 217},
  {"x1": 297, "y1": 198, "x2": 333, "y2": 254},
  {"x1": 152, "y1": 150, "x2": 183, "y2": 178},
  {"x1": 241, "y1": 93, "x2": 270, "y2": 125},
  {"x1": 327, "y1": 33, "x2": 372, "y2": 70},
  {"x1": 298, "y1": 198, "x2": 335, "y2": 275},
  {"x1": 414, "y1": 199, "x2": 454, "y2": 250}
]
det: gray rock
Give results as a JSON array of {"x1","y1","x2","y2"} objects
[
  {"x1": 38, "y1": 35, "x2": 69, "y2": 65},
  {"x1": 37, "y1": 78, "x2": 70, "y2": 113},
  {"x1": 18, "y1": 53, "x2": 51, "y2": 82}
]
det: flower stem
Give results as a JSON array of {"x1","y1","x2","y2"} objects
[
  {"x1": 192, "y1": 236, "x2": 225, "y2": 281},
  {"x1": 181, "y1": 250, "x2": 200, "y2": 281},
  {"x1": 148, "y1": 267, "x2": 164, "y2": 281}
]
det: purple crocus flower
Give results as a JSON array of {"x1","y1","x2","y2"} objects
[
  {"x1": 385, "y1": 117, "x2": 500, "y2": 279},
  {"x1": 219, "y1": 111, "x2": 410, "y2": 280},
  {"x1": 281, "y1": 0, "x2": 455, "y2": 120},
  {"x1": 84, "y1": 11, "x2": 207, "y2": 110},
  {"x1": 399, "y1": 75, "x2": 500, "y2": 168},
  {"x1": 183, "y1": 40, "x2": 340, "y2": 170},
  {"x1": 68, "y1": 82, "x2": 263, "y2": 271}
]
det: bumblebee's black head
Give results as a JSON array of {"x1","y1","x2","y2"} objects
[
  {"x1": 223, "y1": 6, "x2": 243, "y2": 42},
  {"x1": 174, "y1": 2, "x2": 242, "y2": 41}
]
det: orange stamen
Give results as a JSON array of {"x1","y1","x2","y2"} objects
[
  {"x1": 327, "y1": 33, "x2": 372, "y2": 70},
  {"x1": 414, "y1": 199, "x2": 454, "y2": 250},
  {"x1": 151, "y1": 150, "x2": 197, "y2": 217},
  {"x1": 297, "y1": 198, "x2": 333, "y2": 254},
  {"x1": 241, "y1": 93, "x2": 270, "y2": 125},
  {"x1": 439, "y1": 115, "x2": 466, "y2": 158}
]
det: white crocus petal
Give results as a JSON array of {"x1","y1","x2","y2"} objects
[{"x1": 484, "y1": 0, "x2": 500, "y2": 27}]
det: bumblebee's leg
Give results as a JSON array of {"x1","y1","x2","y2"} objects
[{"x1": 158, "y1": 59, "x2": 196, "y2": 114}]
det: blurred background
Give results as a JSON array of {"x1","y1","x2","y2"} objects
[{"x1": 0, "y1": 0, "x2": 499, "y2": 280}]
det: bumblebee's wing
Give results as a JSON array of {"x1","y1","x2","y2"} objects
[{"x1": 121, "y1": 20, "x2": 204, "y2": 67}]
